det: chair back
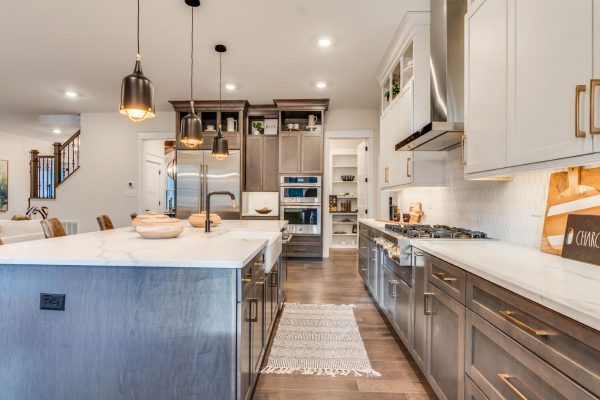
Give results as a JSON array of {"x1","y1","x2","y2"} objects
[
  {"x1": 97, "y1": 215, "x2": 115, "y2": 231},
  {"x1": 40, "y1": 218, "x2": 67, "y2": 239}
]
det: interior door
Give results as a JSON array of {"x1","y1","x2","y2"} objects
[
  {"x1": 143, "y1": 158, "x2": 162, "y2": 213},
  {"x1": 509, "y1": 0, "x2": 594, "y2": 165},
  {"x1": 356, "y1": 140, "x2": 368, "y2": 218},
  {"x1": 204, "y1": 150, "x2": 241, "y2": 219}
]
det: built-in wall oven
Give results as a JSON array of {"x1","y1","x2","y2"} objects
[{"x1": 280, "y1": 176, "x2": 321, "y2": 235}]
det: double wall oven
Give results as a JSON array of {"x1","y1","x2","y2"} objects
[{"x1": 280, "y1": 176, "x2": 321, "y2": 235}]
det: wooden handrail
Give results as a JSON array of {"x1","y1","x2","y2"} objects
[{"x1": 60, "y1": 130, "x2": 80, "y2": 152}]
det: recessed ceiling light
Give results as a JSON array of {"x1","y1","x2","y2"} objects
[
  {"x1": 225, "y1": 83, "x2": 236, "y2": 91},
  {"x1": 318, "y1": 37, "x2": 332, "y2": 47},
  {"x1": 315, "y1": 81, "x2": 327, "y2": 89},
  {"x1": 52, "y1": 128, "x2": 62, "y2": 134},
  {"x1": 64, "y1": 91, "x2": 79, "y2": 98}
]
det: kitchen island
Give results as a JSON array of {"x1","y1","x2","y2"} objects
[{"x1": 0, "y1": 220, "x2": 287, "y2": 400}]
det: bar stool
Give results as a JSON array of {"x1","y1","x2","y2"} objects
[
  {"x1": 130, "y1": 213, "x2": 138, "y2": 220},
  {"x1": 97, "y1": 215, "x2": 115, "y2": 231},
  {"x1": 40, "y1": 218, "x2": 67, "y2": 239}
]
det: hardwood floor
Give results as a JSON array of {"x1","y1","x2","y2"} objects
[{"x1": 253, "y1": 249, "x2": 437, "y2": 400}]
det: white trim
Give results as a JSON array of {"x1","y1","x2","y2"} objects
[
  {"x1": 325, "y1": 129, "x2": 375, "y2": 139},
  {"x1": 136, "y1": 131, "x2": 175, "y2": 215}
]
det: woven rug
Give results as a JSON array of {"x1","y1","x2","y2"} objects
[{"x1": 260, "y1": 303, "x2": 381, "y2": 377}]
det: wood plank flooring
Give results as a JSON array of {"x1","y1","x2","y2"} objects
[{"x1": 253, "y1": 249, "x2": 437, "y2": 400}]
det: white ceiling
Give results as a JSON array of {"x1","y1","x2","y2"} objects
[{"x1": 0, "y1": 0, "x2": 428, "y2": 140}]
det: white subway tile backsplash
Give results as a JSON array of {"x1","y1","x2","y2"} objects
[{"x1": 397, "y1": 148, "x2": 550, "y2": 247}]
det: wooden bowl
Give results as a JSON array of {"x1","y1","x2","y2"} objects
[
  {"x1": 255, "y1": 208, "x2": 272, "y2": 215},
  {"x1": 132, "y1": 213, "x2": 170, "y2": 228},
  {"x1": 135, "y1": 218, "x2": 184, "y2": 239},
  {"x1": 188, "y1": 213, "x2": 221, "y2": 228}
]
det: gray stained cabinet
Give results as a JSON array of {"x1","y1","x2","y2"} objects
[
  {"x1": 245, "y1": 136, "x2": 278, "y2": 191},
  {"x1": 279, "y1": 132, "x2": 323, "y2": 174}
]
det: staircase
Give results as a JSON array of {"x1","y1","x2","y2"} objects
[{"x1": 30, "y1": 130, "x2": 81, "y2": 199}]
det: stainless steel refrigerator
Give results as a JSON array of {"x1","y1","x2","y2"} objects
[{"x1": 175, "y1": 150, "x2": 240, "y2": 220}]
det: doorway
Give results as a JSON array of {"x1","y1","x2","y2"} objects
[{"x1": 140, "y1": 139, "x2": 176, "y2": 215}]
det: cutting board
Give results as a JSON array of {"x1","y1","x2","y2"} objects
[
  {"x1": 409, "y1": 202, "x2": 424, "y2": 224},
  {"x1": 541, "y1": 166, "x2": 600, "y2": 255}
]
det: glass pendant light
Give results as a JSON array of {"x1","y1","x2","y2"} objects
[
  {"x1": 211, "y1": 44, "x2": 229, "y2": 160},
  {"x1": 119, "y1": 0, "x2": 155, "y2": 122},
  {"x1": 179, "y1": 3, "x2": 203, "y2": 148}
]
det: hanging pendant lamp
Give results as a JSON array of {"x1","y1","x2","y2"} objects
[
  {"x1": 211, "y1": 44, "x2": 229, "y2": 160},
  {"x1": 120, "y1": 0, "x2": 155, "y2": 122},
  {"x1": 179, "y1": 3, "x2": 203, "y2": 148}
]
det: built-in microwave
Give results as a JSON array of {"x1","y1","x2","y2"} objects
[
  {"x1": 280, "y1": 204, "x2": 321, "y2": 235},
  {"x1": 280, "y1": 175, "x2": 322, "y2": 204}
]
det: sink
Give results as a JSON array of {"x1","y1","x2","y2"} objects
[{"x1": 220, "y1": 230, "x2": 282, "y2": 272}]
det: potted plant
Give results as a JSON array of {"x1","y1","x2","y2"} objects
[{"x1": 251, "y1": 121, "x2": 264, "y2": 135}]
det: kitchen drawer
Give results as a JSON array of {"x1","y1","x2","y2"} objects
[
  {"x1": 358, "y1": 253, "x2": 368, "y2": 282},
  {"x1": 288, "y1": 235, "x2": 321, "y2": 245},
  {"x1": 467, "y1": 274, "x2": 600, "y2": 397},
  {"x1": 428, "y1": 255, "x2": 466, "y2": 305},
  {"x1": 466, "y1": 310, "x2": 597, "y2": 400},
  {"x1": 465, "y1": 376, "x2": 489, "y2": 400},
  {"x1": 286, "y1": 243, "x2": 322, "y2": 258},
  {"x1": 359, "y1": 234, "x2": 370, "y2": 259},
  {"x1": 359, "y1": 223, "x2": 373, "y2": 238}
]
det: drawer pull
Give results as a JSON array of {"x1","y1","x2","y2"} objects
[
  {"x1": 434, "y1": 272, "x2": 458, "y2": 282},
  {"x1": 359, "y1": 267, "x2": 367, "y2": 272},
  {"x1": 389, "y1": 280, "x2": 400, "y2": 298},
  {"x1": 424, "y1": 292, "x2": 434, "y2": 315},
  {"x1": 499, "y1": 310, "x2": 548, "y2": 336},
  {"x1": 498, "y1": 374, "x2": 528, "y2": 400}
]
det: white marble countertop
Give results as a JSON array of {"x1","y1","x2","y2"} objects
[
  {"x1": 0, "y1": 220, "x2": 288, "y2": 269},
  {"x1": 358, "y1": 219, "x2": 600, "y2": 332}
]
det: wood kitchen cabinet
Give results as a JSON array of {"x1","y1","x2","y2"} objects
[
  {"x1": 244, "y1": 135, "x2": 278, "y2": 191},
  {"x1": 464, "y1": 0, "x2": 598, "y2": 176}
]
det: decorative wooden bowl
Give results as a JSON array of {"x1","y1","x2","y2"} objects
[
  {"x1": 255, "y1": 208, "x2": 272, "y2": 215},
  {"x1": 188, "y1": 212, "x2": 222, "y2": 228},
  {"x1": 131, "y1": 213, "x2": 170, "y2": 228},
  {"x1": 135, "y1": 218, "x2": 184, "y2": 239}
]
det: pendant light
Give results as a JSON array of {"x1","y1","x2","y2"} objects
[
  {"x1": 119, "y1": 0, "x2": 155, "y2": 122},
  {"x1": 179, "y1": 2, "x2": 203, "y2": 148},
  {"x1": 211, "y1": 44, "x2": 229, "y2": 160}
]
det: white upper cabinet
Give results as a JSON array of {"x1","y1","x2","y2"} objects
[
  {"x1": 464, "y1": 0, "x2": 508, "y2": 173},
  {"x1": 465, "y1": 0, "x2": 600, "y2": 176},
  {"x1": 508, "y1": 0, "x2": 594, "y2": 166}
]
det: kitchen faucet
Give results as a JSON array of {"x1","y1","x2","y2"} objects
[{"x1": 205, "y1": 191, "x2": 237, "y2": 232}]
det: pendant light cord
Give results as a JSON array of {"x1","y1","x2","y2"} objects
[
  {"x1": 218, "y1": 51, "x2": 222, "y2": 134},
  {"x1": 137, "y1": 0, "x2": 140, "y2": 56},
  {"x1": 190, "y1": 8, "x2": 194, "y2": 104}
]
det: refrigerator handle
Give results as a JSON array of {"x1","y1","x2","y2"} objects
[{"x1": 202, "y1": 164, "x2": 208, "y2": 211}]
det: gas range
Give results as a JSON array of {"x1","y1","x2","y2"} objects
[{"x1": 384, "y1": 224, "x2": 487, "y2": 240}]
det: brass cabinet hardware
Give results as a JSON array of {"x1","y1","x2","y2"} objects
[
  {"x1": 413, "y1": 251, "x2": 424, "y2": 257},
  {"x1": 359, "y1": 266, "x2": 367, "y2": 272},
  {"x1": 424, "y1": 292, "x2": 434, "y2": 315},
  {"x1": 406, "y1": 157, "x2": 411, "y2": 178},
  {"x1": 575, "y1": 84, "x2": 587, "y2": 138},
  {"x1": 384, "y1": 167, "x2": 389, "y2": 183},
  {"x1": 434, "y1": 272, "x2": 458, "y2": 282},
  {"x1": 591, "y1": 79, "x2": 600, "y2": 134},
  {"x1": 497, "y1": 374, "x2": 529, "y2": 400},
  {"x1": 256, "y1": 277, "x2": 266, "y2": 285},
  {"x1": 461, "y1": 134, "x2": 467, "y2": 166},
  {"x1": 499, "y1": 310, "x2": 548, "y2": 336},
  {"x1": 254, "y1": 260, "x2": 264, "y2": 267},
  {"x1": 249, "y1": 299, "x2": 258, "y2": 322}
]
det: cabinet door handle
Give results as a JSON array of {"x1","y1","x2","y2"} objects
[
  {"x1": 434, "y1": 272, "x2": 458, "y2": 283},
  {"x1": 384, "y1": 167, "x2": 389, "y2": 183},
  {"x1": 461, "y1": 134, "x2": 467, "y2": 166},
  {"x1": 249, "y1": 298, "x2": 258, "y2": 322},
  {"x1": 389, "y1": 280, "x2": 400, "y2": 298},
  {"x1": 424, "y1": 292, "x2": 434, "y2": 315},
  {"x1": 497, "y1": 374, "x2": 529, "y2": 400},
  {"x1": 498, "y1": 310, "x2": 548, "y2": 336},
  {"x1": 591, "y1": 79, "x2": 600, "y2": 134},
  {"x1": 359, "y1": 265, "x2": 367, "y2": 272},
  {"x1": 575, "y1": 84, "x2": 587, "y2": 138},
  {"x1": 406, "y1": 157, "x2": 411, "y2": 177},
  {"x1": 413, "y1": 251, "x2": 424, "y2": 257}
]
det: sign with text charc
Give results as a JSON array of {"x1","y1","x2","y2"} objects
[{"x1": 561, "y1": 214, "x2": 600, "y2": 266}]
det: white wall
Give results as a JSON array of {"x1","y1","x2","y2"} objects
[
  {"x1": 32, "y1": 111, "x2": 175, "y2": 233},
  {"x1": 0, "y1": 131, "x2": 52, "y2": 219},
  {"x1": 396, "y1": 148, "x2": 552, "y2": 247}
]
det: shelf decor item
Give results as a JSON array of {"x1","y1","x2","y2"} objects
[
  {"x1": 211, "y1": 44, "x2": 229, "y2": 160},
  {"x1": 341, "y1": 175, "x2": 355, "y2": 181},
  {"x1": 264, "y1": 119, "x2": 278, "y2": 135},
  {"x1": 0, "y1": 160, "x2": 7, "y2": 212},
  {"x1": 251, "y1": 121, "x2": 264, "y2": 135},
  {"x1": 329, "y1": 195, "x2": 338, "y2": 212},
  {"x1": 119, "y1": 0, "x2": 155, "y2": 122},
  {"x1": 255, "y1": 207, "x2": 272, "y2": 215},
  {"x1": 179, "y1": 1, "x2": 203, "y2": 148}
]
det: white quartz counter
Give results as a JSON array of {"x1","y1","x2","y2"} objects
[
  {"x1": 358, "y1": 219, "x2": 600, "y2": 332},
  {"x1": 0, "y1": 220, "x2": 288, "y2": 269}
]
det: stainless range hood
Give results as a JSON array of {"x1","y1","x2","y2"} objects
[{"x1": 396, "y1": 0, "x2": 467, "y2": 151}]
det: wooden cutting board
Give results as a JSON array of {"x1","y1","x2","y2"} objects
[{"x1": 541, "y1": 166, "x2": 600, "y2": 255}]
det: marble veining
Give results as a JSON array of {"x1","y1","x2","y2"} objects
[{"x1": 0, "y1": 220, "x2": 288, "y2": 269}]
